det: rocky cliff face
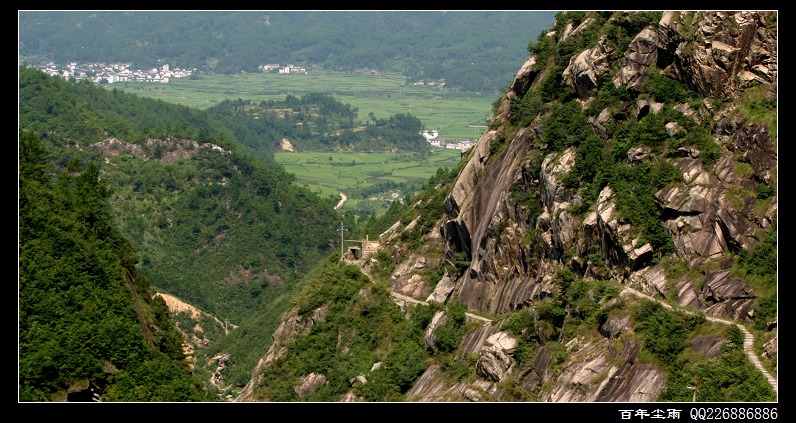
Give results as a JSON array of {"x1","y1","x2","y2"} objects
[
  {"x1": 239, "y1": 11, "x2": 777, "y2": 402},
  {"x1": 399, "y1": 11, "x2": 775, "y2": 402},
  {"x1": 441, "y1": 10, "x2": 776, "y2": 314}
]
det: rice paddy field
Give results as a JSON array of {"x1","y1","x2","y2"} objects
[
  {"x1": 107, "y1": 70, "x2": 495, "y2": 141},
  {"x1": 107, "y1": 70, "x2": 491, "y2": 216},
  {"x1": 274, "y1": 148, "x2": 464, "y2": 214}
]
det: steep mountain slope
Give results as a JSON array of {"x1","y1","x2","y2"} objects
[
  {"x1": 237, "y1": 11, "x2": 777, "y2": 402},
  {"x1": 18, "y1": 66, "x2": 343, "y2": 325},
  {"x1": 19, "y1": 131, "x2": 212, "y2": 401},
  {"x1": 18, "y1": 65, "x2": 350, "y2": 396}
]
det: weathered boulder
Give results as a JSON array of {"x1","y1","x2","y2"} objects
[
  {"x1": 475, "y1": 331, "x2": 518, "y2": 382},
  {"x1": 689, "y1": 335, "x2": 726, "y2": 359},
  {"x1": 508, "y1": 56, "x2": 542, "y2": 101},
  {"x1": 583, "y1": 186, "x2": 653, "y2": 274},
  {"x1": 599, "y1": 315, "x2": 631, "y2": 340},
  {"x1": 627, "y1": 146, "x2": 654, "y2": 164},
  {"x1": 563, "y1": 35, "x2": 616, "y2": 98},
  {"x1": 614, "y1": 26, "x2": 658, "y2": 91},
  {"x1": 701, "y1": 269, "x2": 757, "y2": 321},
  {"x1": 763, "y1": 336, "x2": 777, "y2": 361},
  {"x1": 426, "y1": 273, "x2": 456, "y2": 304},
  {"x1": 294, "y1": 373, "x2": 327, "y2": 399}
]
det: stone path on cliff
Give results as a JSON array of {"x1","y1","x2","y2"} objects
[
  {"x1": 388, "y1": 291, "x2": 492, "y2": 323},
  {"x1": 621, "y1": 288, "x2": 777, "y2": 395},
  {"x1": 361, "y1": 260, "x2": 776, "y2": 396}
]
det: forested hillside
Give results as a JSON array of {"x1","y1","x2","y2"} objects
[
  {"x1": 19, "y1": 130, "x2": 213, "y2": 401},
  {"x1": 18, "y1": 64, "x2": 348, "y2": 325},
  {"x1": 18, "y1": 10, "x2": 556, "y2": 94},
  {"x1": 206, "y1": 95, "x2": 428, "y2": 154},
  {"x1": 18, "y1": 64, "x2": 457, "y2": 394}
]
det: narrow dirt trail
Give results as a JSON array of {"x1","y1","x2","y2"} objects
[
  {"x1": 335, "y1": 192, "x2": 347, "y2": 209},
  {"x1": 358, "y1": 263, "x2": 491, "y2": 324},
  {"x1": 389, "y1": 287, "x2": 491, "y2": 323},
  {"x1": 621, "y1": 288, "x2": 777, "y2": 394},
  {"x1": 358, "y1": 260, "x2": 776, "y2": 395}
]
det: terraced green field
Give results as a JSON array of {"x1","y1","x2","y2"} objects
[
  {"x1": 107, "y1": 71, "x2": 495, "y2": 141},
  {"x1": 275, "y1": 148, "x2": 464, "y2": 215},
  {"x1": 109, "y1": 70, "x2": 489, "y2": 216}
]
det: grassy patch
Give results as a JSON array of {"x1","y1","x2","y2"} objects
[
  {"x1": 735, "y1": 84, "x2": 777, "y2": 143},
  {"x1": 106, "y1": 71, "x2": 494, "y2": 141},
  {"x1": 275, "y1": 149, "x2": 462, "y2": 216}
]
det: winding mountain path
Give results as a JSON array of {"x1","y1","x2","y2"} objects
[
  {"x1": 621, "y1": 288, "x2": 777, "y2": 394},
  {"x1": 389, "y1": 291, "x2": 491, "y2": 323},
  {"x1": 361, "y1": 261, "x2": 776, "y2": 395},
  {"x1": 335, "y1": 192, "x2": 347, "y2": 209}
]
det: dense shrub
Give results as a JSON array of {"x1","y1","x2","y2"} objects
[
  {"x1": 632, "y1": 300, "x2": 704, "y2": 365},
  {"x1": 434, "y1": 301, "x2": 468, "y2": 354},
  {"x1": 659, "y1": 324, "x2": 776, "y2": 402},
  {"x1": 641, "y1": 67, "x2": 690, "y2": 103}
]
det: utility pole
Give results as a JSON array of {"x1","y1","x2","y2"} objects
[{"x1": 337, "y1": 222, "x2": 348, "y2": 261}]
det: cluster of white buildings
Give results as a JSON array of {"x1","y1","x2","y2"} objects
[
  {"x1": 411, "y1": 79, "x2": 445, "y2": 89},
  {"x1": 420, "y1": 130, "x2": 475, "y2": 151},
  {"x1": 258, "y1": 64, "x2": 308, "y2": 74},
  {"x1": 26, "y1": 59, "x2": 474, "y2": 153},
  {"x1": 27, "y1": 61, "x2": 195, "y2": 84},
  {"x1": 446, "y1": 139, "x2": 476, "y2": 151}
]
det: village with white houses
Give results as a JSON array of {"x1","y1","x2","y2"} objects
[
  {"x1": 258, "y1": 64, "x2": 308, "y2": 74},
  {"x1": 23, "y1": 59, "x2": 478, "y2": 150},
  {"x1": 420, "y1": 129, "x2": 476, "y2": 151},
  {"x1": 23, "y1": 60, "x2": 310, "y2": 84},
  {"x1": 25, "y1": 61, "x2": 196, "y2": 84}
]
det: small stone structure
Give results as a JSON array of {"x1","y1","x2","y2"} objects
[{"x1": 345, "y1": 235, "x2": 380, "y2": 260}]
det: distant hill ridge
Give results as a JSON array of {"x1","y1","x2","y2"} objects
[{"x1": 18, "y1": 10, "x2": 557, "y2": 94}]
